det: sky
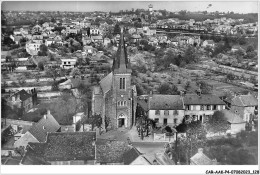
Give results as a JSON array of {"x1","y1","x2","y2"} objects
[{"x1": 1, "y1": 1, "x2": 259, "y2": 13}]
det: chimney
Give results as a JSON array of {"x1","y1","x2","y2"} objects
[
  {"x1": 47, "y1": 110, "x2": 51, "y2": 115},
  {"x1": 198, "y1": 148, "x2": 203, "y2": 154},
  {"x1": 44, "y1": 115, "x2": 47, "y2": 119}
]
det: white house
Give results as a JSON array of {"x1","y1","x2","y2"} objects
[
  {"x1": 60, "y1": 58, "x2": 77, "y2": 69},
  {"x1": 183, "y1": 94, "x2": 226, "y2": 123},
  {"x1": 147, "y1": 95, "x2": 185, "y2": 127},
  {"x1": 202, "y1": 40, "x2": 215, "y2": 47},
  {"x1": 26, "y1": 41, "x2": 41, "y2": 56}
]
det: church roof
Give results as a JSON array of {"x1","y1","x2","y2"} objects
[
  {"x1": 113, "y1": 27, "x2": 131, "y2": 74},
  {"x1": 100, "y1": 72, "x2": 113, "y2": 94}
]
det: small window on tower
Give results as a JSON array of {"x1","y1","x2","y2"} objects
[{"x1": 124, "y1": 101, "x2": 127, "y2": 106}]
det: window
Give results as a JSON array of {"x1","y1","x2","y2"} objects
[
  {"x1": 213, "y1": 105, "x2": 217, "y2": 110},
  {"x1": 164, "y1": 110, "x2": 169, "y2": 116},
  {"x1": 186, "y1": 105, "x2": 190, "y2": 110},
  {"x1": 207, "y1": 105, "x2": 211, "y2": 110},
  {"x1": 119, "y1": 78, "x2": 126, "y2": 89},
  {"x1": 154, "y1": 118, "x2": 159, "y2": 123},
  {"x1": 64, "y1": 62, "x2": 66, "y2": 65},
  {"x1": 120, "y1": 101, "x2": 123, "y2": 106},
  {"x1": 174, "y1": 118, "x2": 178, "y2": 124},
  {"x1": 163, "y1": 118, "x2": 167, "y2": 125},
  {"x1": 201, "y1": 105, "x2": 204, "y2": 111},
  {"x1": 68, "y1": 62, "x2": 70, "y2": 64},
  {"x1": 174, "y1": 110, "x2": 178, "y2": 115},
  {"x1": 155, "y1": 110, "x2": 160, "y2": 115},
  {"x1": 124, "y1": 101, "x2": 127, "y2": 106},
  {"x1": 117, "y1": 101, "x2": 120, "y2": 106}
]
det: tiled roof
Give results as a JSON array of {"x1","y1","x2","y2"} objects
[
  {"x1": 21, "y1": 143, "x2": 50, "y2": 165},
  {"x1": 96, "y1": 139, "x2": 130, "y2": 164},
  {"x1": 231, "y1": 94, "x2": 258, "y2": 107},
  {"x1": 190, "y1": 150, "x2": 212, "y2": 165},
  {"x1": 220, "y1": 110, "x2": 246, "y2": 124},
  {"x1": 149, "y1": 95, "x2": 184, "y2": 110},
  {"x1": 22, "y1": 132, "x2": 96, "y2": 163},
  {"x1": 137, "y1": 99, "x2": 149, "y2": 112},
  {"x1": 43, "y1": 132, "x2": 96, "y2": 161},
  {"x1": 183, "y1": 94, "x2": 226, "y2": 105},
  {"x1": 99, "y1": 72, "x2": 113, "y2": 94},
  {"x1": 205, "y1": 40, "x2": 214, "y2": 44},
  {"x1": 123, "y1": 147, "x2": 141, "y2": 165},
  {"x1": 16, "y1": 89, "x2": 32, "y2": 101},
  {"x1": 155, "y1": 152, "x2": 175, "y2": 165},
  {"x1": 92, "y1": 35, "x2": 103, "y2": 40},
  {"x1": 28, "y1": 112, "x2": 60, "y2": 142}
]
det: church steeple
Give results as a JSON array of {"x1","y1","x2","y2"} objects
[{"x1": 113, "y1": 26, "x2": 131, "y2": 74}]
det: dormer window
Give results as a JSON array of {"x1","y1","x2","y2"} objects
[{"x1": 43, "y1": 126, "x2": 45, "y2": 130}]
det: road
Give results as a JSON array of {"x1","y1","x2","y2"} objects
[{"x1": 132, "y1": 142, "x2": 166, "y2": 163}]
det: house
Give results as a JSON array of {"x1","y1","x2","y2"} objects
[
  {"x1": 14, "y1": 110, "x2": 60, "y2": 148},
  {"x1": 6, "y1": 89, "x2": 37, "y2": 113},
  {"x1": 45, "y1": 38, "x2": 55, "y2": 46},
  {"x1": 83, "y1": 45, "x2": 95, "y2": 54},
  {"x1": 25, "y1": 41, "x2": 41, "y2": 55},
  {"x1": 91, "y1": 35, "x2": 103, "y2": 43},
  {"x1": 154, "y1": 152, "x2": 175, "y2": 165},
  {"x1": 103, "y1": 38, "x2": 111, "y2": 47},
  {"x1": 90, "y1": 27, "x2": 100, "y2": 35},
  {"x1": 131, "y1": 34, "x2": 141, "y2": 44},
  {"x1": 230, "y1": 93, "x2": 258, "y2": 123},
  {"x1": 190, "y1": 148, "x2": 217, "y2": 165},
  {"x1": 91, "y1": 27, "x2": 137, "y2": 130},
  {"x1": 95, "y1": 139, "x2": 130, "y2": 165},
  {"x1": 82, "y1": 36, "x2": 92, "y2": 45},
  {"x1": 202, "y1": 40, "x2": 215, "y2": 47},
  {"x1": 128, "y1": 27, "x2": 137, "y2": 35},
  {"x1": 31, "y1": 24, "x2": 43, "y2": 34},
  {"x1": 21, "y1": 132, "x2": 96, "y2": 165},
  {"x1": 123, "y1": 146, "x2": 151, "y2": 165},
  {"x1": 220, "y1": 110, "x2": 246, "y2": 134},
  {"x1": 60, "y1": 58, "x2": 77, "y2": 69},
  {"x1": 13, "y1": 28, "x2": 21, "y2": 35},
  {"x1": 53, "y1": 35, "x2": 63, "y2": 46},
  {"x1": 21, "y1": 132, "x2": 144, "y2": 165},
  {"x1": 147, "y1": 95, "x2": 185, "y2": 127},
  {"x1": 184, "y1": 94, "x2": 226, "y2": 123}
]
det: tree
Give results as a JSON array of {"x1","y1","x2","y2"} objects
[
  {"x1": 38, "y1": 44, "x2": 48, "y2": 56},
  {"x1": 158, "y1": 83, "x2": 179, "y2": 95},
  {"x1": 237, "y1": 36, "x2": 246, "y2": 45},
  {"x1": 113, "y1": 23, "x2": 121, "y2": 34},
  {"x1": 82, "y1": 114, "x2": 102, "y2": 131},
  {"x1": 45, "y1": 68, "x2": 60, "y2": 82},
  {"x1": 204, "y1": 45, "x2": 213, "y2": 57},
  {"x1": 70, "y1": 67, "x2": 81, "y2": 77},
  {"x1": 184, "y1": 81, "x2": 191, "y2": 91},
  {"x1": 206, "y1": 111, "x2": 229, "y2": 133},
  {"x1": 196, "y1": 80, "x2": 213, "y2": 94},
  {"x1": 246, "y1": 45, "x2": 254, "y2": 53},
  {"x1": 226, "y1": 72, "x2": 236, "y2": 81},
  {"x1": 178, "y1": 121, "x2": 207, "y2": 164},
  {"x1": 37, "y1": 61, "x2": 45, "y2": 71},
  {"x1": 183, "y1": 46, "x2": 198, "y2": 64}
]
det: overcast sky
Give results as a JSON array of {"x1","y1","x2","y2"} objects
[{"x1": 1, "y1": 1, "x2": 258, "y2": 13}]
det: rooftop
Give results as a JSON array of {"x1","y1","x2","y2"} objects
[
  {"x1": 149, "y1": 95, "x2": 184, "y2": 110},
  {"x1": 183, "y1": 94, "x2": 226, "y2": 105}
]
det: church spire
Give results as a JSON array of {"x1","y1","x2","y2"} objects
[{"x1": 113, "y1": 26, "x2": 131, "y2": 74}]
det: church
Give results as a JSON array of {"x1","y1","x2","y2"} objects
[{"x1": 92, "y1": 27, "x2": 137, "y2": 130}]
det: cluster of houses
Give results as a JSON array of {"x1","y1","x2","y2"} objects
[{"x1": 137, "y1": 92, "x2": 258, "y2": 136}]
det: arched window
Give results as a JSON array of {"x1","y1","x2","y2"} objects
[{"x1": 124, "y1": 101, "x2": 127, "y2": 106}]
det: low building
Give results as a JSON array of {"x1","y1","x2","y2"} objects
[
  {"x1": 220, "y1": 110, "x2": 246, "y2": 134},
  {"x1": 202, "y1": 40, "x2": 215, "y2": 47},
  {"x1": 20, "y1": 132, "x2": 146, "y2": 165},
  {"x1": 60, "y1": 58, "x2": 77, "y2": 69},
  {"x1": 6, "y1": 89, "x2": 37, "y2": 113},
  {"x1": 14, "y1": 110, "x2": 60, "y2": 148},
  {"x1": 230, "y1": 93, "x2": 258, "y2": 123},
  {"x1": 147, "y1": 95, "x2": 185, "y2": 127}
]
